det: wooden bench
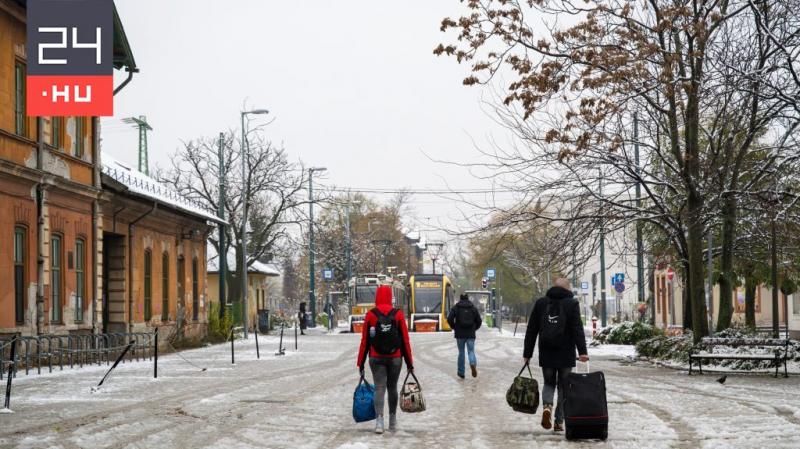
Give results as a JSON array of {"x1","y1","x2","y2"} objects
[{"x1": 689, "y1": 337, "x2": 790, "y2": 378}]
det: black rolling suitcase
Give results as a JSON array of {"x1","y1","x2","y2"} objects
[{"x1": 563, "y1": 362, "x2": 608, "y2": 441}]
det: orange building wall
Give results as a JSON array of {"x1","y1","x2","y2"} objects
[{"x1": 0, "y1": 178, "x2": 37, "y2": 332}]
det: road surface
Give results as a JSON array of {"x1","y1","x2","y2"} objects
[{"x1": 1, "y1": 328, "x2": 799, "y2": 448}]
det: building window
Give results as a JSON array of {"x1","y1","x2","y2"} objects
[
  {"x1": 74, "y1": 117, "x2": 85, "y2": 158},
  {"x1": 52, "y1": 117, "x2": 63, "y2": 148},
  {"x1": 144, "y1": 250, "x2": 152, "y2": 321},
  {"x1": 793, "y1": 295, "x2": 800, "y2": 316},
  {"x1": 51, "y1": 234, "x2": 63, "y2": 323},
  {"x1": 75, "y1": 238, "x2": 85, "y2": 322},
  {"x1": 15, "y1": 61, "x2": 26, "y2": 136},
  {"x1": 162, "y1": 253, "x2": 169, "y2": 321},
  {"x1": 14, "y1": 227, "x2": 26, "y2": 324},
  {"x1": 192, "y1": 258, "x2": 199, "y2": 321}
]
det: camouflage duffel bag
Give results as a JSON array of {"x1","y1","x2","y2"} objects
[{"x1": 506, "y1": 363, "x2": 540, "y2": 414}]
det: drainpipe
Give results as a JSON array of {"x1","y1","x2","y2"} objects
[
  {"x1": 113, "y1": 69, "x2": 135, "y2": 96},
  {"x1": 128, "y1": 203, "x2": 157, "y2": 332},
  {"x1": 36, "y1": 117, "x2": 45, "y2": 336},
  {"x1": 92, "y1": 117, "x2": 101, "y2": 333}
]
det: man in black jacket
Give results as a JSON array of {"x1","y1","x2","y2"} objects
[
  {"x1": 523, "y1": 278, "x2": 589, "y2": 432},
  {"x1": 447, "y1": 293, "x2": 483, "y2": 379}
]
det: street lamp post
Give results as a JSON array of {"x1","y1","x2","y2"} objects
[
  {"x1": 217, "y1": 132, "x2": 226, "y2": 320},
  {"x1": 241, "y1": 108, "x2": 269, "y2": 339},
  {"x1": 308, "y1": 167, "x2": 327, "y2": 328}
]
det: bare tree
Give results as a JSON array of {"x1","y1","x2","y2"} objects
[
  {"x1": 435, "y1": 0, "x2": 800, "y2": 340},
  {"x1": 158, "y1": 130, "x2": 308, "y2": 310}
]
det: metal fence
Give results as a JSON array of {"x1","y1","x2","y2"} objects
[{"x1": 0, "y1": 332, "x2": 154, "y2": 379}]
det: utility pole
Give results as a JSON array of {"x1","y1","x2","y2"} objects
[
  {"x1": 345, "y1": 203, "x2": 352, "y2": 282},
  {"x1": 571, "y1": 243, "x2": 578, "y2": 296},
  {"x1": 122, "y1": 115, "x2": 152, "y2": 175},
  {"x1": 308, "y1": 167, "x2": 327, "y2": 327},
  {"x1": 217, "y1": 132, "x2": 226, "y2": 319},
  {"x1": 634, "y1": 113, "x2": 647, "y2": 323},
  {"x1": 599, "y1": 169, "x2": 607, "y2": 327}
]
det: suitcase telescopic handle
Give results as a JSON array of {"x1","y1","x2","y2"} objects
[{"x1": 577, "y1": 359, "x2": 590, "y2": 374}]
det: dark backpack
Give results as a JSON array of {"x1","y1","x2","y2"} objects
[
  {"x1": 455, "y1": 305, "x2": 476, "y2": 330},
  {"x1": 539, "y1": 299, "x2": 566, "y2": 349},
  {"x1": 371, "y1": 308, "x2": 402, "y2": 355}
]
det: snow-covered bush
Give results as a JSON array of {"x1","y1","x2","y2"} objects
[
  {"x1": 593, "y1": 321, "x2": 662, "y2": 345},
  {"x1": 635, "y1": 333, "x2": 694, "y2": 363},
  {"x1": 636, "y1": 329, "x2": 800, "y2": 370}
]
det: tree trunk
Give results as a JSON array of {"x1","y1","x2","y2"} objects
[
  {"x1": 745, "y1": 280, "x2": 756, "y2": 329},
  {"x1": 682, "y1": 262, "x2": 693, "y2": 331},
  {"x1": 687, "y1": 192, "x2": 710, "y2": 343},
  {"x1": 716, "y1": 194, "x2": 736, "y2": 331}
]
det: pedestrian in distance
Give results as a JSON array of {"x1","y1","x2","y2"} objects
[
  {"x1": 523, "y1": 278, "x2": 589, "y2": 433},
  {"x1": 298, "y1": 302, "x2": 308, "y2": 335},
  {"x1": 357, "y1": 285, "x2": 414, "y2": 434},
  {"x1": 447, "y1": 293, "x2": 482, "y2": 379}
]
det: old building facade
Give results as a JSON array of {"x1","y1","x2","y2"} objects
[
  {"x1": 0, "y1": 0, "x2": 137, "y2": 337},
  {"x1": 1, "y1": 1, "x2": 219, "y2": 342},
  {"x1": 100, "y1": 155, "x2": 219, "y2": 341}
]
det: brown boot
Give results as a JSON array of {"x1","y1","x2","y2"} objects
[
  {"x1": 541, "y1": 405, "x2": 553, "y2": 430},
  {"x1": 470, "y1": 364, "x2": 478, "y2": 378},
  {"x1": 553, "y1": 421, "x2": 564, "y2": 432}
]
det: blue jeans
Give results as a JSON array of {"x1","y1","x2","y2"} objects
[{"x1": 456, "y1": 338, "x2": 477, "y2": 376}]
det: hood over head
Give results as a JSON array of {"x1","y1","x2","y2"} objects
[{"x1": 375, "y1": 285, "x2": 394, "y2": 313}]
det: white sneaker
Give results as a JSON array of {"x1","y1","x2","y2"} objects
[
  {"x1": 375, "y1": 416, "x2": 384, "y2": 434},
  {"x1": 388, "y1": 413, "x2": 397, "y2": 431}
]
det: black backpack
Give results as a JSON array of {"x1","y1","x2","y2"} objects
[
  {"x1": 455, "y1": 305, "x2": 476, "y2": 330},
  {"x1": 371, "y1": 308, "x2": 402, "y2": 355},
  {"x1": 539, "y1": 299, "x2": 566, "y2": 349}
]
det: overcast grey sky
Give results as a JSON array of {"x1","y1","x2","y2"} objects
[{"x1": 102, "y1": 0, "x2": 522, "y2": 243}]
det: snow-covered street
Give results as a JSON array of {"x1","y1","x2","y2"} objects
[{"x1": 1, "y1": 328, "x2": 799, "y2": 449}]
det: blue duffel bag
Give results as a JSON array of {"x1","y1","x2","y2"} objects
[{"x1": 352, "y1": 375, "x2": 376, "y2": 423}]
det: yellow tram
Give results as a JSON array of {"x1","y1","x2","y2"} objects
[
  {"x1": 347, "y1": 273, "x2": 408, "y2": 332},
  {"x1": 408, "y1": 273, "x2": 454, "y2": 332}
]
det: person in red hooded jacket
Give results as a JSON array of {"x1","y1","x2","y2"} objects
[{"x1": 357, "y1": 284, "x2": 413, "y2": 434}]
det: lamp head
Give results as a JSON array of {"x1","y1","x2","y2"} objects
[{"x1": 243, "y1": 109, "x2": 270, "y2": 115}]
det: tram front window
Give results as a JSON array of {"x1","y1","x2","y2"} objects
[
  {"x1": 355, "y1": 285, "x2": 378, "y2": 303},
  {"x1": 415, "y1": 284, "x2": 442, "y2": 313}
]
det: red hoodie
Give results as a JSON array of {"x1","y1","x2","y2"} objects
[{"x1": 356, "y1": 285, "x2": 413, "y2": 369}]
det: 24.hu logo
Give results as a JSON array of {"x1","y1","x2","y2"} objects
[{"x1": 26, "y1": 0, "x2": 114, "y2": 116}]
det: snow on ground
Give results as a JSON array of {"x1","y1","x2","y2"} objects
[
  {"x1": 1, "y1": 327, "x2": 799, "y2": 448},
  {"x1": 585, "y1": 344, "x2": 637, "y2": 359}
]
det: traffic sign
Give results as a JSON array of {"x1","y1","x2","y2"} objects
[
  {"x1": 486, "y1": 268, "x2": 496, "y2": 280},
  {"x1": 581, "y1": 281, "x2": 589, "y2": 293},
  {"x1": 322, "y1": 268, "x2": 333, "y2": 281},
  {"x1": 667, "y1": 267, "x2": 675, "y2": 281},
  {"x1": 614, "y1": 282, "x2": 625, "y2": 293}
]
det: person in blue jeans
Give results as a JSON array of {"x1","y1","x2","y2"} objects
[{"x1": 447, "y1": 293, "x2": 482, "y2": 379}]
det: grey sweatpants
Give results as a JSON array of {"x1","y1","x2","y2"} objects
[
  {"x1": 369, "y1": 357, "x2": 402, "y2": 417},
  {"x1": 542, "y1": 367, "x2": 573, "y2": 423}
]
